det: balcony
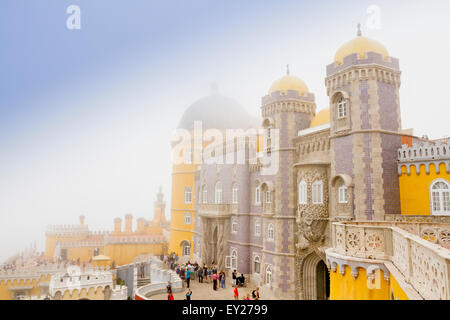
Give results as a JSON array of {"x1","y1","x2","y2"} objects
[
  {"x1": 197, "y1": 203, "x2": 231, "y2": 218},
  {"x1": 326, "y1": 221, "x2": 450, "y2": 300}
]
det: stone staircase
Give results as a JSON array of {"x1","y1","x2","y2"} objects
[{"x1": 137, "y1": 277, "x2": 151, "y2": 288}]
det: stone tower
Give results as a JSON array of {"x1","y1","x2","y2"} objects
[
  {"x1": 326, "y1": 27, "x2": 402, "y2": 220},
  {"x1": 259, "y1": 67, "x2": 316, "y2": 299}
]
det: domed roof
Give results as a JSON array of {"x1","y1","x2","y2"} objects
[
  {"x1": 310, "y1": 108, "x2": 330, "y2": 128},
  {"x1": 178, "y1": 93, "x2": 251, "y2": 130},
  {"x1": 334, "y1": 27, "x2": 388, "y2": 64},
  {"x1": 269, "y1": 66, "x2": 309, "y2": 96}
]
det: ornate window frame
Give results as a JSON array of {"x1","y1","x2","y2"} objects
[
  {"x1": 267, "y1": 223, "x2": 275, "y2": 241},
  {"x1": 184, "y1": 187, "x2": 192, "y2": 204},
  {"x1": 253, "y1": 255, "x2": 261, "y2": 274},
  {"x1": 430, "y1": 178, "x2": 450, "y2": 215},
  {"x1": 312, "y1": 180, "x2": 323, "y2": 204},
  {"x1": 232, "y1": 183, "x2": 238, "y2": 204},
  {"x1": 231, "y1": 218, "x2": 238, "y2": 234},
  {"x1": 215, "y1": 182, "x2": 223, "y2": 204},
  {"x1": 298, "y1": 180, "x2": 307, "y2": 204}
]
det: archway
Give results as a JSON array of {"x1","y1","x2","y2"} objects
[
  {"x1": 302, "y1": 253, "x2": 330, "y2": 300},
  {"x1": 316, "y1": 260, "x2": 330, "y2": 300}
]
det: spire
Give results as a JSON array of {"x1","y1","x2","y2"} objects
[
  {"x1": 357, "y1": 23, "x2": 362, "y2": 36},
  {"x1": 286, "y1": 64, "x2": 290, "y2": 75}
]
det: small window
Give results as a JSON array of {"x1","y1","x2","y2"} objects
[
  {"x1": 184, "y1": 187, "x2": 192, "y2": 204},
  {"x1": 253, "y1": 255, "x2": 261, "y2": 274},
  {"x1": 231, "y1": 249, "x2": 238, "y2": 270},
  {"x1": 232, "y1": 219, "x2": 238, "y2": 234},
  {"x1": 337, "y1": 97, "x2": 347, "y2": 119},
  {"x1": 255, "y1": 184, "x2": 261, "y2": 205},
  {"x1": 268, "y1": 223, "x2": 274, "y2": 240},
  {"x1": 312, "y1": 181, "x2": 323, "y2": 204},
  {"x1": 298, "y1": 180, "x2": 307, "y2": 204},
  {"x1": 182, "y1": 242, "x2": 191, "y2": 256},
  {"x1": 215, "y1": 182, "x2": 223, "y2": 204},
  {"x1": 430, "y1": 179, "x2": 450, "y2": 215},
  {"x1": 255, "y1": 220, "x2": 261, "y2": 237},
  {"x1": 184, "y1": 212, "x2": 191, "y2": 225},
  {"x1": 338, "y1": 185, "x2": 348, "y2": 203},
  {"x1": 265, "y1": 265, "x2": 272, "y2": 285},
  {"x1": 232, "y1": 184, "x2": 238, "y2": 204},
  {"x1": 266, "y1": 190, "x2": 271, "y2": 204}
]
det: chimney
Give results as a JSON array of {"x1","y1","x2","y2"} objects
[
  {"x1": 79, "y1": 215, "x2": 85, "y2": 226},
  {"x1": 137, "y1": 218, "x2": 146, "y2": 233},
  {"x1": 114, "y1": 218, "x2": 122, "y2": 234},
  {"x1": 125, "y1": 214, "x2": 133, "y2": 233}
]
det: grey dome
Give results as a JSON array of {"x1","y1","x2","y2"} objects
[{"x1": 177, "y1": 94, "x2": 251, "y2": 130}]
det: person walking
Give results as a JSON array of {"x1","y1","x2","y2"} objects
[
  {"x1": 212, "y1": 271, "x2": 218, "y2": 291},
  {"x1": 186, "y1": 266, "x2": 191, "y2": 288},
  {"x1": 198, "y1": 267, "x2": 203, "y2": 283},
  {"x1": 185, "y1": 289, "x2": 192, "y2": 300},
  {"x1": 168, "y1": 292, "x2": 174, "y2": 300},
  {"x1": 221, "y1": 271, "x2": 226, "y2": 289},
  {"x1": 233, "y1": 286, "x2": 239, "y2": 300},
  {"x1": 232, "y1": 270, "x2": 237, "y2": 287}
]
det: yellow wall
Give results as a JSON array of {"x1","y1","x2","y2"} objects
[
  {"x1": 0, "y1": 274, "x2": 51, "y2": 300},
  {"x1": 389, "y1": 273, "x2": 409, "y2": 300},
  {"x1": 169, "y1": 160, "x2": 196, "y2": 257},
  {"x1": 399, "y1": 163, "x2": 450, "y2": 215},
  {"x1": 105, "y1": 243, "x2": 166, "y2": 266},
  {"x1": 330, "y1": 265, "x2": 390, "y2": 300}
]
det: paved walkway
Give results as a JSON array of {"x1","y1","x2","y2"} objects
[{"x1": 151, "y1": 278, "x2": 256, "y2": 300}]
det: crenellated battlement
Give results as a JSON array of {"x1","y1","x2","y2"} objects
[
  {"x1": 106, "y1": 235, "x2": 167, "y2": 245},
  {"x1": 398, "y1": 140, "x2": 450, "y2": 175},
  {"x1": 46, "y1": 224, "x2": 89, "y2": 236}
]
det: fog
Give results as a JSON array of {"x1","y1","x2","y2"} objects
[{"x1": 1, "y1": 0, "x2": 450, "y2": 262}]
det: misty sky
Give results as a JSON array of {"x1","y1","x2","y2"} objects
[{"x1": 1, "y1": 0, "x2": 450, "y2": 262}]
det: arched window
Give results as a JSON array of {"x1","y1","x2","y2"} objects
[
  {"x1": 181, "y1": 241, "x2": 191, "y2": 256},
  {"x1": 253, "y1": 255, "x2": 261, "y2": 274},
  {"x1": 215, "y1": 182, "x2": 223, "y2": 204},
  {"x1": 312, "y1": 180, "x2": 323, "y2": 204},
  {"x1": 298, "y1": 180, "x2": 307, "y2": 204},
  {"x1": 266, "y1": 190, "x2": 271, "y2": 204},
  {"x1": 231, "y1": 219, "x2": 238, "y2": 234},
  {"x1": 184, "y1": 187, "x2": 192, "y2": 204},
  {"x1": 337, "y1": 97, "x2": 347, "y2": 119},
  {"x1": 265, "y1": 265, "x2": 272, "y2": 285},
  {"x1": 202, "y1": 185, "x2": 208, "y2": 204},
  {"x1": 430, "y1": 179, "x2": 450, "y2": 215},
  {"x1": 255, "y1": 184, "x2": 261, "y2": 205},
  {"x1": 231, "y1": 249, "x2": 238, "y2": 270},
  {"x1": 338, "y1": 185, "x2": 348, "y2": 203},
  {"x1": 268, "y1": 223, "x2": 274, "y2": 240},
  {"x1": 232, "y1": 183, "x2": 238, "y2": 204}
]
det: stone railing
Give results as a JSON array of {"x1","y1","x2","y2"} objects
[
  {"x1": 336, "y1": 220, "x2": 450, "y2": 249},
  {"x1": 197, "y1": 203, "x2": 231, "y2": 218},
  {"x1": 329, "y1": 221, "x2": 450, "y2": 299},
  {"x1": 110, "y1": 285, "x2": 128, "y2": 300},
  {"x1": 49, "y1": 266, "x2": 114, "y2": 296},
  {"x1": 134, "y1": 265, "x2": 182, "y2": 300},
  {"x1": 0, "y1": 263, "x2": 68, "y2": 279},
  {"x1": 398, "y1": 141, "x2": 450, "y2": 163}
]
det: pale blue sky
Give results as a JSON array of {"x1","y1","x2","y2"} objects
[{"x1": 1, "y1": 0, "x2": 449, "y2": 261}]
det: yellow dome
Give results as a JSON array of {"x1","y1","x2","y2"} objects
[
  {"x1": 310, "y1": 108, "x2": 330, "y2": 128},
  {"x1": 334, "y1": 34, "x2": 388, "y2": 65},
  {"x1": 269, "y1": 68, "x2": 309, "y2": 96}
]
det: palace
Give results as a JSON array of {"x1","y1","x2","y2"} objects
[
  {"x1": 0, "y1": 188, "x2": 169, "y2": 300},
  {"x1": 169, "y1": 26, "x2": 450, "y2": 300}
]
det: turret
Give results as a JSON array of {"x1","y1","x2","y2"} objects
[
  {"x1": 137, "y1": 218, "x2": 146, "y2": 233},
  {"x1": 79, "y1": 215, "x2": 85, "y2": 226},
  {"x1": 326, "y1": 25, "x2": 402, "y2": 220}
]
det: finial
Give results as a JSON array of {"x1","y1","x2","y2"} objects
[
  {"x1": 357, "y1": 23, "x2": 362, "y2": 36},
  {"x1": 286, "y1": 64, "x2": 290, "y2": 75}
]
